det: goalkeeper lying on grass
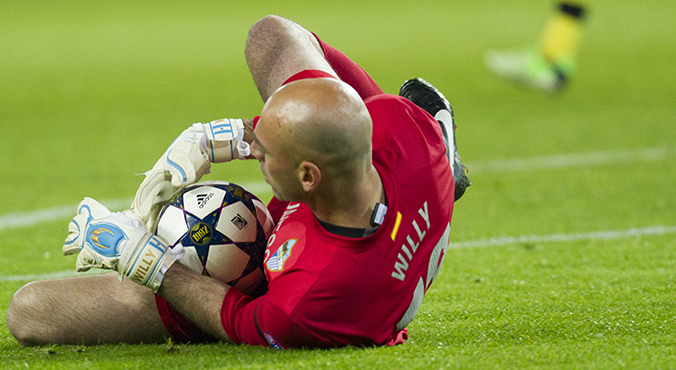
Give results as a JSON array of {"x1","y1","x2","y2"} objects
[{"x1": 7, "y1": 15, "x2": 469, "y2": 349}]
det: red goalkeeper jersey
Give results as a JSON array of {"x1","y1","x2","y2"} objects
[{"x1": 220, "y1": 88, "x2": 455, "y2": 348}]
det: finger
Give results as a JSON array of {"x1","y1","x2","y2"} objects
[
  {"x1": 81, "y1": 197, "x2": 112, "y2": 219},
  {"x1": 63, "y1": 219, "x2": 83, "y2": 255},
  {"x1": 75, "y1": 265, "x2": 92, "y2": 273},
  {"x1": 63, "y1": 243, "x2": 81, "y2": 256},
  {"x1": 171, "y1": 168, "x2": 190, "y2": 187},
  {"x1": 165, "y1": 155, "x2": 190, "y2": 186},
  {"x1": 75, "y1": 251, "x2": 97, "y2": 272}
]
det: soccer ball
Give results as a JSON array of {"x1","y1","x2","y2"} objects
[{"x1": 154, "y1": 180, "x2": 274, "y2": 295}]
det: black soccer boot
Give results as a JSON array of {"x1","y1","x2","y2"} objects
[{"x1": 399, "y1": 78, "x2": 470, "y2": 201}]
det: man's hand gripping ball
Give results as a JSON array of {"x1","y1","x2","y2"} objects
[
  {"x1": 63, "y1": 197, "x2": 183, "y2": 291},
  {"x1": 129, "y1": 119, "x2": 250, "y2": 230}
]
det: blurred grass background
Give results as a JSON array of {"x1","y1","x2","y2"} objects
[{"x1": 1, "y1": 0, "x2": 675, "y2": 368}]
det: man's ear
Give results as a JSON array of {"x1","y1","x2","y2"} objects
[{"x1": 298, "y1": 160, "x2": 321, "y2": 192}]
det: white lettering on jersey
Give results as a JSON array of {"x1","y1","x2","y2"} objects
[
  {"x1": 391, "y1": 201, "x2": 430, "y2": 281},
  {"x1": 266, "y1": 203, "x2": 301, "y2": 249},
  {"x1": 396, "y1": 223, "x2": 450, "y2": 331}
]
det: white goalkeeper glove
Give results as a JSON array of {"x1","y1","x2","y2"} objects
[
  {"x1": 128, "y1": 119, "x2": 250, "y2": 230},
  {"x1": 63, "y1": 197, "x2": 184, "y2": 291},
  {"x1": 128, "y1": 125, "x2": 209, "y2": 230},
  {"x1": 196, "y1": 118, "x2": 251, "y2": 163}
]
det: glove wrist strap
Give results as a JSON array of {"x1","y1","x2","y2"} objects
[
  {"x1": 121, "y1": 233, "x2": 182, "y2": 292},
  {"x1": 194, "y1": 119, "x2": 250, "y2": 162}
]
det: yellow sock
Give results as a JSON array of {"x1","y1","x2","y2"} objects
[{"x1": 539, "y1": 2, "x2": 588, "y2": 71}]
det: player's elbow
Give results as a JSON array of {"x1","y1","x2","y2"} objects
[
  {"x1": 245, "y1": 15, "x2": 297, "y2": 71},
  {"x1": 247, "y1": 15, "x2": 286, "y2": 44},
  {"x1": 6, "y1": 282, "x2": 54, "y2": 346}
]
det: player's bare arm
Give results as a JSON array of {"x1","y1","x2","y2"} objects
[
  {"x1": 245, "y1": 15, "x2": 337, "y2": 101},
  {"x1": 157, "y1": 262, "x2": 234, "y2": 343},
  {"x1": 7, "y1": 13, "x2": 462, "y2": 349}
]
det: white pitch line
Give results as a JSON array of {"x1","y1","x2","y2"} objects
[
  {"x1": 2, "y1": 146, "x2": 673, "y2": 232},
  {"x1": 468, "y1": 145, "x2": 675, "y2": 174},
  {"x1": 3, "y1": 148, "x2": 673, "y2": 282},
  {"x1": 449, "y1": 225, "x2": 676, "y2": 249},
  {"x1": 0, "y1": 199, "x2": 132, "y2": 231},
  {"x1": 0, "y1": 181, "x2": 273, "y2": 232},
  {"x1": 2, "y1": 225, "x2": 675, "y2": 283},
  {"x1": 0, "y1": 269, "x2": 106, "y2": 282}
]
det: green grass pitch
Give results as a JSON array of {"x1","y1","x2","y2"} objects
[{"x1": 1, "y1": 0, "x2": 676, "y2": 368}]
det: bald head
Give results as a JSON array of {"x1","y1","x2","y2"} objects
[{"x1": 259, "y1": 78, "x2": 373, "y2": 175}]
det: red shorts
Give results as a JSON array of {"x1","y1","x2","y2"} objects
[{"x1": 155, "y1": 295, "x2": 216, "y2": 343}]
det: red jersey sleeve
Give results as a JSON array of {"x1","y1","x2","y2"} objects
[{"x1": 221, "y1": 288, "x2": 307, "y2": 349}]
